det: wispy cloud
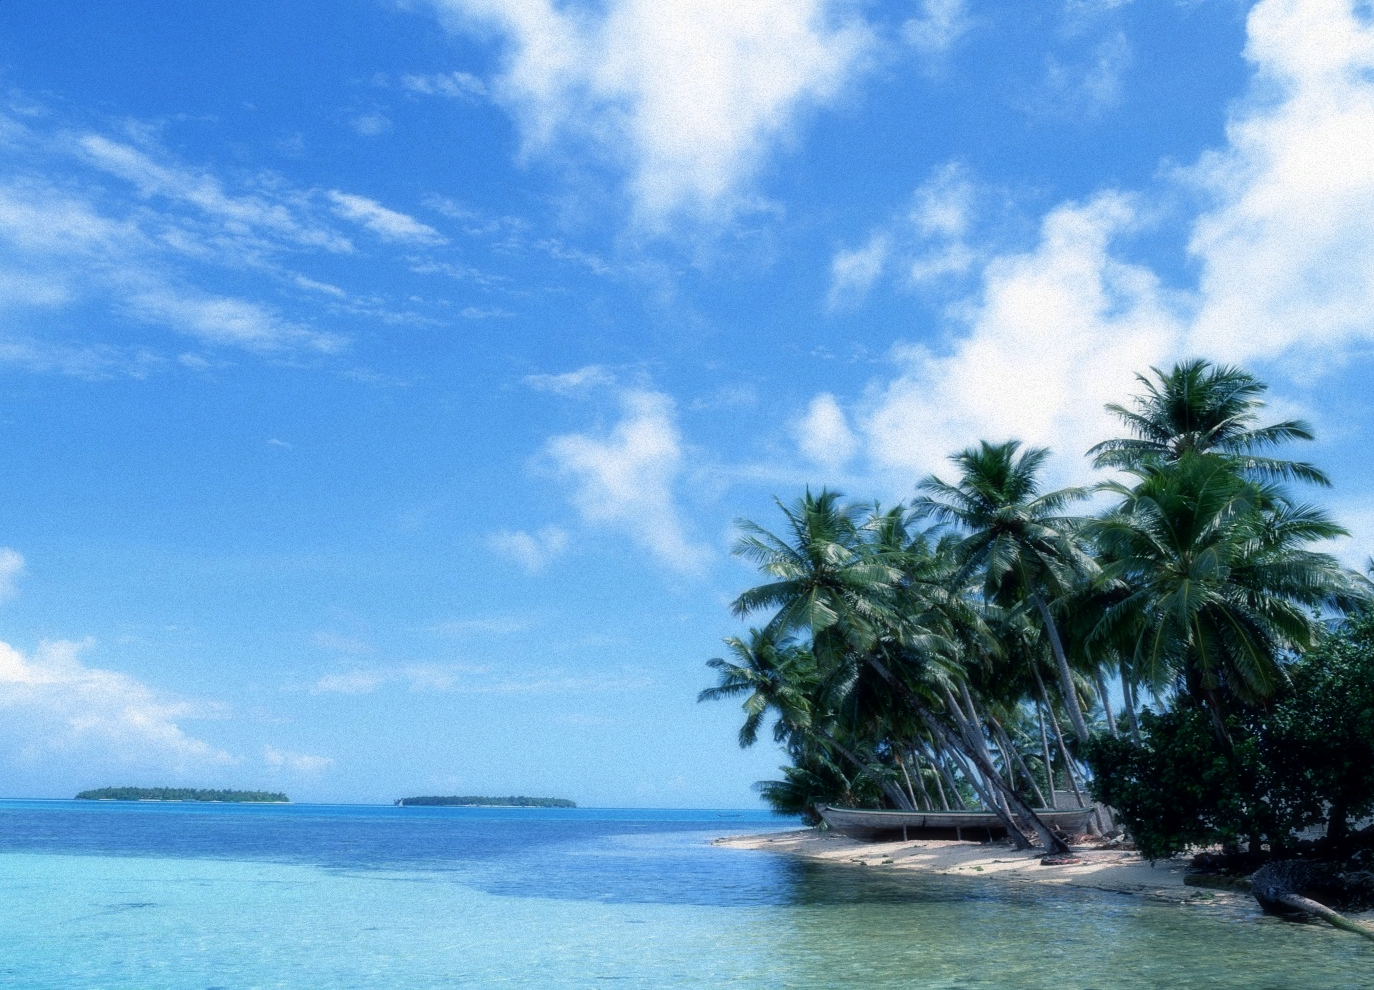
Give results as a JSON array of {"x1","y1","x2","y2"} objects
[
  {"x1": 524, "y1": 364, "x2": 616, "y2": 395},
  {"x1": 327, "y1": 191, "x2": 447, "y2": 246},
  {"x1": 309, "y1": 662, "x2": 650, "y2": 695},
  {"x1": 263, "y1": 745, "x2": 334, "y2": 773},
  {"x1": 403, "y1": 71, "x2": 489, "y2": 100},
  {"x1": 903, "y1": 0, "x2": 973, "y2": 58},
  {"x1": 0, "y1": 549, "x2": 25, "y2": 600}
]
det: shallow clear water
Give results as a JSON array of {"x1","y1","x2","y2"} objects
[{"x1": 0, "y1": 801, "x2": 1368, "y2": 989}]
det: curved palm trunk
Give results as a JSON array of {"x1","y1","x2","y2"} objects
[
  {"x1": 1031, "y1": 592, "x2": 1091, "y2": 743},
  {"x1": 819, "y1": 731, "x2": 915, "y2": 811},
  {"x1": 861, "y1": 656, "x2": 1070, "y2": 854},
  {"x1": 992, "y1": 717, "x2": 1048, "y2": 809}
]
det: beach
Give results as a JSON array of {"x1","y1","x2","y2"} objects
[{"x1": 717, "y1": 829, "x2": 1250, "y2": 908}]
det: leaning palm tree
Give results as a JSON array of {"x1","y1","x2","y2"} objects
[
  {"x1": 1088, "y1": 359, "x2": 1329, "y2": 485},
  {"x1": 1090, "y1": 452, "x2": 1363, "y2": 732},
  {"x1": 728, "y1": 490, "x2": 1071, "y2": 853},
  {"x1": 913, "y1": 441, "x2": 1096, "y2": 743},
  {"x1": 699, "y1": 629, "x2": 817, "y2": 748}
]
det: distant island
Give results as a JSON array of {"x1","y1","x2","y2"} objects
[
  {"x1": 75, "y1": 787, "x2": 290, "y2": 803},
  {"x1": 394, "y1": 795, "x2": 576, "y2": 808}
]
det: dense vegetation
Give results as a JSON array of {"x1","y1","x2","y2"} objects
[
  {"x1": 701, "y1": 360, "x2": 1373, "y2": 858},
  {"x1": 395, "y1": 796, "x2": 577, "y2": 808},
  {"x1": 75, "y1": 787, "x2": 289, "y2": 802}
]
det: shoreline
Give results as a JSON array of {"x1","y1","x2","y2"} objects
[{"x1": 715, "y1": 829, "x2": 1246, "y2": 908}]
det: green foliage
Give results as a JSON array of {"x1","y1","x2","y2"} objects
[
  {"x1": 75, "y1": 787, "x2": 289, "y2": 802},
  {"x1": 394, "y1": 796, "x2": 576, "y2": 807},
  {"x1": 1088, "y1": 614, "x2": 1374, "y2": 859},
  {"x1": 1262, "y1": 611, "x2": 1374, "y2": 841},
  {"x1": 1086, "y1": 709, "x2": 1268, "y2": 861}
]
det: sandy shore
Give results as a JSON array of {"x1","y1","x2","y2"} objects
[{"x1": 716, "y1": 829, "x2": 1246, "y2": 908}]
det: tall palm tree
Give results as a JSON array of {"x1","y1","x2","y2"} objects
[
  {"x1": 1090, "y1": 452, "x2": 1362, "y2": 729},
  {"x1": 1088, "y1": 359, "x2": 1329, "y2": 485},
  {"x1": 913, "y1": 441, "x2": 1096, "y2": 742}
]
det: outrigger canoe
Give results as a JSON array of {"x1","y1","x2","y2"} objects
[{"x1": 816, "y1": 804, "x2": 1095, "y2": 842}]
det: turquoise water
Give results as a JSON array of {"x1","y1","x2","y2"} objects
[{"x1": 0, "y1": 802, "x2": 1368, "y2": 988}]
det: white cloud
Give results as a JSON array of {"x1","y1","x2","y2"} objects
[
  {"x1": 263, "y1": 745, "x2": 334, "y2": 773},
  {"x1": 903, "y1": 0, "x2": 973, "y2": 57},
  {"x1": 311, "y1": 670, "x2": 386, "y2": 695},
  {"x1": 839, "y1": 0, "x2": 1374, "y2": 484},
  {"x1": 327, "y1": 191, "x2": 447, "y2": 246},
  {"x1": 524, "y1": 364, "x2": 616, "y2": 394},
  {"x1": 546, "y1": 389, "x2": 710, "y2": 573},
  {"x1": 0, "y1": 638, "x2": 233, "y2": 770},
  {"x1": 488, "y1": 526, "x2": 569, "y2": 573},
  {"x1": 351, "y1": 112, "x2": 393, "y2": 137},
  {"x1": 1185, "y1": 0, "x2": 1374, "y2": 366},
  {"x1": 125, "y1": 289, "x2": 344, "y2": 354},
  {"x1": 0, "y1": 548, "x2": 24, "y2": 600},
  {"x1": 403, "y1": 71, "x2": 489, "y2": 100},
  {"x1": 795, "y1": 393, "x2": 858, "y2": 470},
  {"x1": 860, "y1": 193, "x2": 1182, "y2": 481},
  {"x1": 428, "y1": 0, "x2": 873, "y2": 226},
  {"x1": 827, "y1": 233, "x2": 889, "y2": 309},
  {"x1": 77, "y1": 135, "x2": 348, "y2": 251},
  {"x1": 827, "y1": 162, "x2": 979, "y2": 302}
]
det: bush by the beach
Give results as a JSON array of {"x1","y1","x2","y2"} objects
[{"x1": 1087, "y1": 612, "x2": 1374, "y2": 861}]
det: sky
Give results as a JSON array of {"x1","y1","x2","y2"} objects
[{"x1": 0, "y1": 0, "x2": 1372, "y2": 806}]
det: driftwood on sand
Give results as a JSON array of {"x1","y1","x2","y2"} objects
[{"x1": 1251, "y1": 861, "x2": 1374, "y2": 942}]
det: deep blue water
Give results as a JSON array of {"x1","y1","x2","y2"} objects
[{"x1": 0, "y1": 800, "x2": 1369, "y2": 989}]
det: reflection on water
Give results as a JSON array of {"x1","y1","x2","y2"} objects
[{"x1": 0, "y1": 801, "x2": 1368, "y2": 989}]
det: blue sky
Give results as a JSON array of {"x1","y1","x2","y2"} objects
[{"x1": 0, "y1": 0, "x2": 1372, "y2": 806}]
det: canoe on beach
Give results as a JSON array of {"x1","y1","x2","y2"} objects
[{"x1": 816, "y1": 804, "x2": 1095, "y2": 842}]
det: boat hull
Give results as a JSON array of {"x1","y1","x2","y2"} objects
[{"x1": 816, "y1": 805, "x2": 1094, "y2": 842}]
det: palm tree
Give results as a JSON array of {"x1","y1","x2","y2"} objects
[
  {"x1": 727, "y1": 490, "x2": 1071, "y2": 853},
  {"x1": 1090, "y1": 452, "x2": 1362, "y2": 730},
  {"x1": 1088, "y1": 359, "x2": 1329, "y2": 485},
  {"x1": 698, "y1": 629, "x2": 817, "y2": 748},
  {"x1": 913, "y1": 441, "x2": 1096, "y2": 742}
]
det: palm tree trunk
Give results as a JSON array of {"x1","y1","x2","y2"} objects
[
  {"x1": 822, "y1": 732, "x2": 915, "y2": 811},
  {"x1": 993, "y1": 718, "x2": 1048, "y2": 808},
  {"x1": 895, "y1": 749, "x2": 921, "y2": 810},
  {"x1": 1031, "y1": 591, "x2": 1091, "y2": 742},
  {"x1": 1036, "y1": 697, "x2": 1057, "y2": 802},
  {"x1": 1094, "y1": 669, "x2": 1118, "y2": 738},
  {"x1": 863, "y1": 655, "x2": 1069, "y2": 854},
  {"x1": 904, "y1": 748, "x2": 933, "y2": 810},
  {"x1": 1121, "y1": 666, "x2": 1141, "y2": 743}
]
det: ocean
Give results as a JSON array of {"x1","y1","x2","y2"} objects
[{"x1": 0, "y1": 800, "x2": 1367, "y2": 989}]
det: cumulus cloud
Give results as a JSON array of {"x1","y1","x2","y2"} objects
[
  {"x1": 795, "y1": 393, "x2": 858, "y2": 470},
  {"x1": 488, "y1": 526, "x2": 570, "y2": 573},
  {"x1": 861, "y1": 193, "x2": 1181, "y2": 480},
  {"x1": 427, "y1": 0, "x2": 873, "y2": 225},
  {"x1": 829, "y1": 0, "x2": 1374, "y2": 485},
  {"x1": 546, "y1": 389, "x2": 710, "y2": 573},
  {"x1": 327, "y1": 191, "x2": 447, "y2": 246},
  {"x1": 0, "y1": 638, "x2": 233, "y2": 770},
  {"x1": 1185, "y1": 0, "x2": 1374, "y2": 366}
]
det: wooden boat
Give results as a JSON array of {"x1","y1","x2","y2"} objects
[{"x1": 816, "y1": 804, "x2": 1095, "y2": 842}]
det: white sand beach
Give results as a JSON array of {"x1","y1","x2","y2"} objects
[{"x1": 716, "y1": 830, "x2": 1245, "y2": 907}]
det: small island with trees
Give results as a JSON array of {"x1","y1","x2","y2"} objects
[
  {"x1": 394, "y1": 795, "x2": 576, "y2": 808},
  {"x1": 75, "y1": 787, "x2": 290, "y2": 803}
]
